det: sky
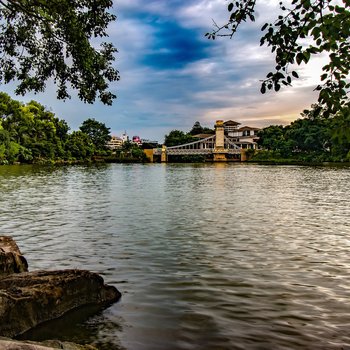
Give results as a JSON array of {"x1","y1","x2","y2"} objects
[{"x1": 2, "y1": 0, "x2": 326, "y2": 143}]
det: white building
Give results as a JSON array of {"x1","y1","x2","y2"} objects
[
  {"x1": 121, "y1": 131, "x2": 129, "y2": 143},
  {"x1": 224, "y1": 120, "x2": 260, "y2": 149}
]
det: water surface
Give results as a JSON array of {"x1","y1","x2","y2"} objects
[{"x1": 1, "y1": 163, "x2": 350, "y2": 349}]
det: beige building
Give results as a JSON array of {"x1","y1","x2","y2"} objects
[{"x1": 107, "y1": 135, "x2": 123, "y2": 150}]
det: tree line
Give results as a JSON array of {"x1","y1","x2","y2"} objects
[
  {"x1": 164, "y1": 121, "x2": 214, "y2": 147},
  {"x1": 254, "y1": 106, "x2": 350, "y2": 163},
  {"x1": 0, "y1": 92, "x2": 146, "y2": 165}
]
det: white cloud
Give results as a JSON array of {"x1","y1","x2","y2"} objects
[{"x1": 0, "y1": 0, "x2": 327, "y2": 142}]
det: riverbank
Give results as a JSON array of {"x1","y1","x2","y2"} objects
[
  {"x1": 248, "y1": 148, "x2": 350, "y2": 165},
  {"x1": 247, "y1": 159, "x2": 350, "y2": 167},
  {"x1": 0, "y1": 154, "x2": 151, "y2": 166}
]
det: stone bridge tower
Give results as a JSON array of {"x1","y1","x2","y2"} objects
[{"x1": 213, "y1": 120, "x2": 227, "y2": 161}]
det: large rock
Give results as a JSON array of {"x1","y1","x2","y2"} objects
[
  {"x1": 0, "y1": 269, "x2": 121, "y2": 337},
  {"x1": 0, "y1": 338, "x2": 97, "y2": 350},
  {"x1": 0, "y1": 236, "x2": 28, "y2": 275},
  {"x1": 0, "y1": 236, "x2": 121, "y2": 342}
]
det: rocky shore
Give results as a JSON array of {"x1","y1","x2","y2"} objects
[{"x1": 0, "y1": 236, "x2": 121, "y2": 349}]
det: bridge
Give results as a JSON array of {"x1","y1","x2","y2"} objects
[{"x1": 150, "y1": 120, "x2": 256, "y2": 162}]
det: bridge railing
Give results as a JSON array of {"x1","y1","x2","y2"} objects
[
  {"x1": 153, "y1": 135, "x2": 244, "y2": 156},
  {"x1": 224, "y1": 136, "x2": 241, "y2": 149},
  {"x1": 167, "y1": 149, "x2": 213, "y2": 155},
  {"x1": 167, "y1": 135, "x2": 216, "y2": 150}
]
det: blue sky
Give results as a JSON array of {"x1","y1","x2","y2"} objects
[{"x1": 2, "y1": 0, "x2": 325, "y2": 142}]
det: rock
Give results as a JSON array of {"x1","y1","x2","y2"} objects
[
  {"x1": 0, "y1": 269, "x2": 121, "y2": 338},
  {"x1": 0, "y1": 236, "x2": 121, "y2": 343},
  {"x1": 0, "y1": 338, "x2": 97, "y2": 349},
  {"x1": 0, "y1": 236, "x2": 28, "y2": 275}
]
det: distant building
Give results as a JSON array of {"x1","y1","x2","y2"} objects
[
  {"x1": 225, "y1": 121, "x2": 260, "y2": 149},
  {"x1": 141, "y1": 139, "x2": 159, "y2": 147},
  {"x1": 223, "y1": 120, "x2": 241, "y2": 133},
  {"x1": 132, "y1": 135, "x2": 142, "y2": 145},
  {"x1": 121, "y1": 131, "x2": 129, "y2": 143},
  {"x1": 107, "y1": 135, "x2": 123, "y2": 150},
  {"x1": 221, "y1": 119, "x2": 261, "y2": 150}
]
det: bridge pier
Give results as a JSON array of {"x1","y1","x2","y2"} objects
[
  {"x1": 240, "y1": 149, "x2": 247, "y2": 162},
  {"x1": 213, "y1": 120, "x2": 227, "y2": 161},
  {"x1": 213, "y1": 152, "x2": 227, "y2": 161},
  {"x1": 161, "y1": 145, "x2": 168, "y2": 162}
]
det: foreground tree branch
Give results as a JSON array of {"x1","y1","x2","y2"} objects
[
  {"x1": 206, "y1": 0, "x2": 350, "y2": 117},
  {"x1": 0, "y1": 0, "x2": 119, "y2": 105}
]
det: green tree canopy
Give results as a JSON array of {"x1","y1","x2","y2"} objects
[
  {"x1": 79, "y1": 117, "x2": 111, "y2": 150},
  {"x1": 164, "y1": 130, "x2": 194, "y2": 147},
  {"x1": 189, "y1": 121, "x2": 204, "y2": 135},
  {"x1": 65, "y1": 131, "x2": 94, "y2": 160},
  {"x1": 0, "y1": 92, "x2": 71, "y2": 163},
  {"x1": 257, "y1": 125, "x2": 287, "y2": 151},
  {"x1": 0, "y1": 0, "x2": 119, "y2": 105},
  {"x1": 207, "y1": 0, "x2": 350, "y2": 116}
]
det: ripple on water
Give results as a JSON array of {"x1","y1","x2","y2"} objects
[{"x1": 1, "y1": 164, "x2": 350, "y2": 349}]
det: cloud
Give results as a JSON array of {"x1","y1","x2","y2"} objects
[{"x1": 0, "y1": 0, "x2": 323, "y2": 143}]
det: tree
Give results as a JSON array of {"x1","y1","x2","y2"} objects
[
  {"x1": 164, "y1": 130, "x2": 194, "y2": 147},
  {"x1": 257, "y1": 125, "x2": 288, "y2": 151},
  {"x1": 65, "y1": 131, "x2": 94, "y2": 159},
  {"x1": 0, "y1": 0, "x2": 119, "y2": 105},
  {"x1": 189, "y1": 121, "x2": 204, "y2": 135},
  {"x1": 285, "y1": 116, "x2": 330, "y2": 153},
  {"x1": 0, "y1": 93, "x2": 70, "y2": 162},
  {"x1": 330, "y1": 106, "x2": 350, "y2": 159},
  {"x1": 189, "y1": 121, "x2": 214, "y2": 135},
  {"x1": 79, "y1": 118, "x2": 111, "y2": 150},
  {"x1": 207, "y1": 0, "x2": 350, "y2": 116}
]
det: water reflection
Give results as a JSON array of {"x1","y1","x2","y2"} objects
[{"x1": 1, "y1": 163, "x2": 350, "y2": 349}]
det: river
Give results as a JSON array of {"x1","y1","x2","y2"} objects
[{"x1": 1, "y1": 163, "x2": 350, "y2": 350}]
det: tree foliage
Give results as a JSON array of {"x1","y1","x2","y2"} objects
[
  {"x1": 256, "y1": 106, "x2": 350, "y2": 162},
  {"x1": 0, "y1": 0, "x2": 119, "y2": 105},
  {"x1": 189, "y1": 121, "x2": 215, "y2": 135},
  {"x1": 79, "y1": 118, "x2": 111, "y2": 150},
  {"x1": 116, "y1": 141, "x2": 148, "y2": 162},
  {"x1": 0, "y1": 92, "x2": 113, "y2": 164},
  {"x1": 164, "y1": 130, "x2": 194, "y2": 147},
  {"x1": 207, "y1": 0, "x2": 350, "y2": 116}
]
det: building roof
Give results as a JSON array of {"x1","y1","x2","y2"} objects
[
  {"x1": 224, "y1": 120, "x2": 241, "y2": 126},
  {"x1": 192, "y1": 133, "x2": 215, "y2": 139},
  {"x1": 110, "y1": 135, "x2": 123, "y2": 140},
  {"x1": 238, "y1": 126, "x2": 260, "y2": 131}
]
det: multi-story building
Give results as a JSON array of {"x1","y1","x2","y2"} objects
[
  {"x1": 107, "y1": 135, "x2": 123, "y2": 150},
  {"x1": 223, "y1": 120, "x2": 260, "y2": 149},
  {"x1": 223, "y1": 120, "x2": 241, "y2": 133}
]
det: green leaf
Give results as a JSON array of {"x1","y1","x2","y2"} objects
[
  {"x1": 261, "y1": 23, "x2": 268, "y2": 31},
  {"x1": 228, "y1": 3, "x2": 234, "y2": 12},
  {"x1": 296, "y1": 53, "x2": 304, "y2": 65},
  {"x1": 303, "y1": 51, "x2": 311, "y2": 63}
]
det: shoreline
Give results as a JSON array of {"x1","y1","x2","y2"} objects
[{"x1": 1, "y1": 159, "x2": 350, "y2": 167}]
